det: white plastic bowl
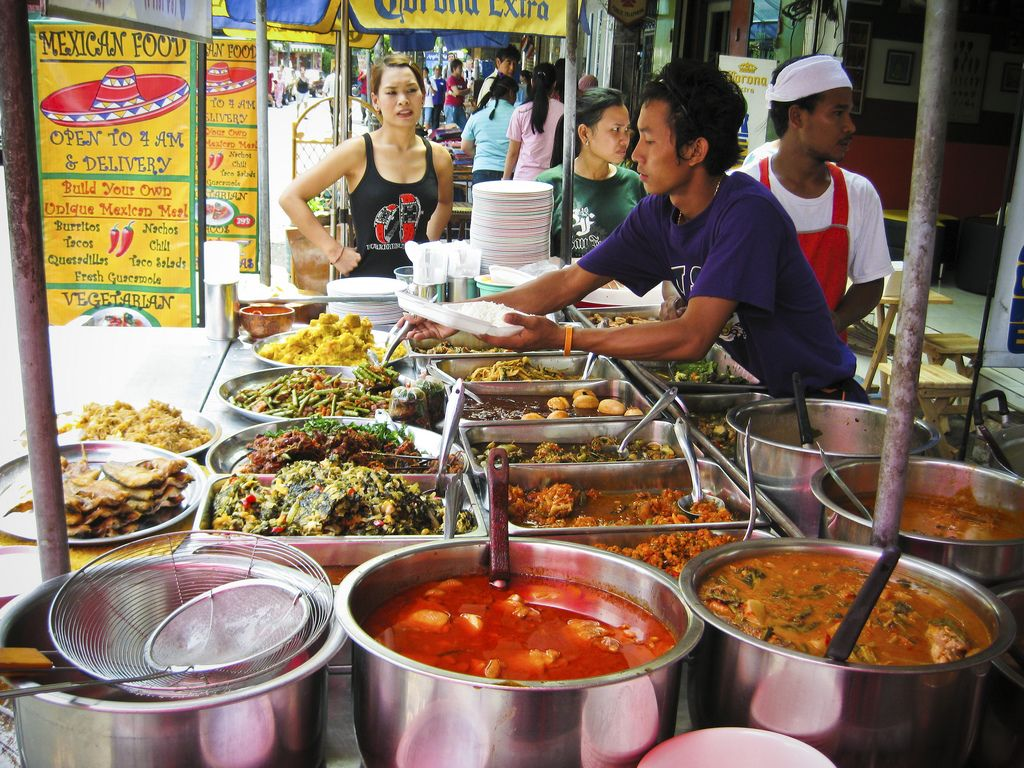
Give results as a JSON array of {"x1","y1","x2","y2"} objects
[{"x1": 639, "y1": 727, "x2": 837, "y2": 768}]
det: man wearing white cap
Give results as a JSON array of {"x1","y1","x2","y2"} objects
[{"x1": 739, "y1": 55, "x2": 891, "y2": 343}]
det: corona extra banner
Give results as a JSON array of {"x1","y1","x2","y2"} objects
[
  {"x1": 347, "y1": 0, "x2": 580, "y2": 37},
  {"x1": 32, "y1": 20, "x2": 198, "y2": 327},
  {"x1": 205, "y1": 40, "x2": 259, "y2": 274},
  {"x1": 719, "y1": 55, "x2": 775, "y2": 160}
]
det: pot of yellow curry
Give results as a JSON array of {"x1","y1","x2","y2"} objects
[
  {"x1": 679, "y1": 539, "x2": 1015, "y2": 768},
  {"x1": 812, "y1": 458, "x2": 1024, "y2": 584}
]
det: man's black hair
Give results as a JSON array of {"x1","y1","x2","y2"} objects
[
  {"x1": 641, "y1": 59, "x2": 745, "y2": 176},
  {"x1": 495, "y1": 44, "x2": 519, "y2": 64},
  {"x1": 768, "y1": 55, "x2": 828, "y2": 137}
]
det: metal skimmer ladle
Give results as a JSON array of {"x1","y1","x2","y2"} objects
[
  {"x1": 616, "y1": 387, "x2": 679, "y2": 457},
  {"x1": 487, "y1": 447, "x2": 511, "y2": 589}
]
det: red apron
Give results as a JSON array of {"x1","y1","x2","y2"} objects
[{"x1": 760, "y1": 158, "x2": 850, "y2": 339}]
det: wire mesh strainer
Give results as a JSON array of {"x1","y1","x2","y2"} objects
[{"x1": 48, "y1": 531, "x2": 334, "y2": 698}]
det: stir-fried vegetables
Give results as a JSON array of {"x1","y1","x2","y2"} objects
[
  {"x1": 210, "y1": 460, "x2": 474, "y2": 536},
  {"x1": 229, "y1": 365, "x2": 396, "y2": 418},
  {"x1": 468, "y1": 357, "x2": 571, "y2": 382},
  {"x1": 473, "y1": 437, "x2": 677, "y2": 465}
]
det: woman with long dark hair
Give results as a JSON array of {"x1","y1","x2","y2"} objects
[
  {"x1": 502, "y1": 62, "x2": 563, "y2": 181},
  {"x1": 460, "y1": 74, "x2": 518, "y2": 185},
  {"x1": 536, "y1": 88, "x2": 645, "y2": 260},
  {"x1": 279, "y1": 54, "x2": 453, "y2": 278}
]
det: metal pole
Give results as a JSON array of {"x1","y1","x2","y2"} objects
[
  {"x1": 256, "y1": 0, "x2": 272, "y2": 285},
  {"x1": 872, "y1": 0, "x2": 956, "y2": 549},
  {"x1": 197, "y1": 42, "x2": 208, "y2": 325},
  {"x1": 0, "y1": 2, "x2": 70, "y2": 578},
  {"x1": 338, "y1": 2, "x2": 351, "y2": 258},
  {"x1": 559, "y1": 0, "x2": 578, "y2": 265}
]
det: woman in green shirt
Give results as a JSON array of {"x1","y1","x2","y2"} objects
[{"x1": 536, "y1": 88, "x2": 646, "y2": 260}]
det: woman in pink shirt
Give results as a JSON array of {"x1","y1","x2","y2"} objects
[{"x1": 502, "y1": 62, "x2": 563, "y2": 181}]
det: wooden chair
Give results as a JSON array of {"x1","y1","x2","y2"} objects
[{"x1": 878, "y1": 362, "x2": 972, "y2": 457}]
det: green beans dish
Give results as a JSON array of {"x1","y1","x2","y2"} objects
[{"x1": 228, "y1": 365, "x2": 396, "y2": 419}]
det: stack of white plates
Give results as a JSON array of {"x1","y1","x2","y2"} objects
[
  {"x1": 326, "y1": 277, "x2": 404, "y2": 330},
  {"x1": 470, "y1": 180, "x2": 554, "y2": 269}
]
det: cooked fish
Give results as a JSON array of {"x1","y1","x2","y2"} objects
[{"x1": 102, "y1": 458, "x2": 186, "y2": 488}]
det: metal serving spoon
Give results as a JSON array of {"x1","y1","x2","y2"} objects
[
  {"x1": 428, "y1": 365, "x2": 484, "y2": 404},
  {"x1": 381, "y1": 319, "x2": 412, "y2": 366},
  {"x1": 616, "y1": 387, "x2": 678, "y2": 457},
  {"x1": 673, "y1": 418, "x2": 726, "y2": 519}
]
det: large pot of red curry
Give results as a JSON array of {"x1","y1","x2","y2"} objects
[
  {"x1": 812, "y1": 457, "x2": 1024, "y2": 584},
  {"x1": 679, "y1": 538, "x2": 1015, "y2": 768},
  {"x1": 335, "y1": 538, "x2": 703, "y2": 767}
]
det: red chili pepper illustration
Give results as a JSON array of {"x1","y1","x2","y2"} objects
[
  {"x1": 211, "y1": 152, "x2": 225, "y2": 170},
  {"x1": 115, "y1": 221, "x2": 135, "y2": 257},
  {"x1": 207, "y1": 151, "x2": 216, "y2": 169},
  {"x1": 107, "y1": 224, "x2": 121, "y2": 254}
]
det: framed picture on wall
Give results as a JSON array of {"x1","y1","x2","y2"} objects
[
  {"x1": 844, "y1": 20, "x2": 871, "y2": 114},
  {"x1": 883, "y1": 50, "x2": 915, "y2": 85}
]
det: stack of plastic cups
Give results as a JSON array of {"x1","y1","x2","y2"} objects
[{"x1": 204, "y1": 241, "x2": 241, "y2": 340}]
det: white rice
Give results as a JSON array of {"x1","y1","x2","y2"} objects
[{"x1": 448, "y1": 301, "x2": 521, "y2": 326}]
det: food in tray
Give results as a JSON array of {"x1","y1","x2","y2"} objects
[
  {"x1": 854, "y1": 488, "x2": 1024, "y2": 541},
  {"x1": 595, "y1": 530, "x2": 738, "y2": 578},
  {"x1": 693, "y1": 411, "x2": 735, "y2": 453},
  {"x1": 463, "y1": 393, "x2": 639, "y2": 421},
  {"x1": 414, "y1": 341, "x2": 509, "y2": 354},
  {"x1": 663, "y1": 360, "x2": 748, "y2": 385},
  {"x1": 468, "y1": 357, "x2": 571, "y2": 382},
  {"x1": 65, "y1": 400, "x2": 212, "y2": 453},
  {"x1": 257, "y1": 313, "x2": 401, "y2": 366},
  {"x1": 508, "y1": 485, "x2": 732, "y2": 528},
  {"x1": 241, "y1": 417, "x2": 462, "y2": 474},
  {"x1": 473, "y1": 438, "x2": 677, "y2": 465},
  {"x1": 10, "y1": 455, "x2": 194, "y2": 539},
  {"x1": 587, "y1": 312, "x2": 657, "y2": 328},
  {"x1": 364, "y1": 574, "x2": 675, "y2": 681},
  {"x1": 228, "y1": 365, "x2": 396, "y2": 418},
  {"x1": 210, "y1": 460, "x2": 475, "y2": 536},
  {"x1": 699, "y1": 551, "x2": 991, "y2": 666},
  {"x1": 388, "y1": 378, "x2": 446, "y2": 429}
]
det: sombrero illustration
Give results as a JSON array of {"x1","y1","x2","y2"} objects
[
  {"x1": 39, "y1": 65, "x2": 189, "y2": 127},
  {"x1": 206, "y1": 62, "x2": 257, "y2": 95}
]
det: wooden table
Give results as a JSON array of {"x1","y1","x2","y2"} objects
[{"x1": 862, "y1": 288, "x2": 954, "y2": 393}]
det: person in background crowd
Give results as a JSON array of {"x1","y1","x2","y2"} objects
[
  {"x1": 503, "y1": 62, "x2": 563, "y2": 181},
  {"x1": 423, "y1": 69, "x2": 438, "y2": 129},
  {"x1": 737, "y1": 55, "x2": 891, "y2": 342},
  {"x1": 461, "y1": 74, "x2": 518, "y2": 185},
  {"x1": 406, "y1": 60, "x2": 859, "y2": 402},
  {"x1": 273, "y1": 65, "x2": 286, "y2": 108},
  {"x1": 295, "y1": 64, "x2": 310, "y2": 109},
  {"x1": 430, "y1": 65, "x2": 445, "y2": 130},
  {"x1": 516, "y1": 69, "x2": 532, "y2": 105},
  {"x1": 578, "y1": 73, "x2": 598, "y2": 91},
  {"x1": 536, "y1": 88, "x2": 645, "y2": 260},
  {"x1": 477, "y1": 44, "x2": 520, "y2": 106},
  {"x1": 280, "y1": 54, "x2": 453, "y2": 278},
  {"x1": 444, "y1": 58, "x2": 470, "y2": 130}
]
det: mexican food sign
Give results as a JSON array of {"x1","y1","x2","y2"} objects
[{"x1": 32, "y1": 21, "x2": 198, "y2": 327}]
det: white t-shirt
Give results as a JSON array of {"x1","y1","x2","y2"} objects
[{"x1": 737, "y1": 158, "x2": 893, "y2": 285}]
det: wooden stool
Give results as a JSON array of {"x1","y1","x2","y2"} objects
[
  {"x1": 878, "y1": 362, "x2": 972, "y2": 457},
  {"x1": 922, "y1": 333, "x2": 980, "y2": 377}
]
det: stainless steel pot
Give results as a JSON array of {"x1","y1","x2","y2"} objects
[
  {"x1": 336, "y1": 538, "x2": 703, "y2": 768},
  {"x1": 0, "y1": 574, "x2": 346, "y2": 768},
  {"x1": 679, "y1": 538, "x2": 1016, "y2": 768},
  {"x1": 728, "y1": 399, "x2": 939, "y2": 535},
  {"x1": 973, "y1": 580, "x2": 1024, "y2": 767},
  {"x1": 812, "y1": 457, "x2": 1024, "y2": 584}
]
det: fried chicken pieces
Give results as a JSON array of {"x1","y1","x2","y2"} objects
[{"x1": 60, "y1": 456, "x2": 193, "y2": 538}]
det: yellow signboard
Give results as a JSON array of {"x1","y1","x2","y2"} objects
[
  {"x1": 348, "y1": 0, "x2": 576, "y2": 37},
  {"x1": 32, "y1": 20, "x2": 198, "y2": 327},
  {"x1": 206, "y1": 41, "x2": 260, "y2": 274}
]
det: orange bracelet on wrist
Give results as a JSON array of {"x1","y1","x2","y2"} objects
[{"x1": 563, "y1": 325, "x2": 574, "y2": 356}]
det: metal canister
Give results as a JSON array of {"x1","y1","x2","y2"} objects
[{"x1": 204, "y1": 281, "x2": 239, "y2": 341}]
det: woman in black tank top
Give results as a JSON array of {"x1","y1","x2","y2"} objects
[{"x1": 279, "y1": 54, "x2": 454, "y2": 279}]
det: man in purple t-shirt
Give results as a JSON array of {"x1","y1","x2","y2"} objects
[{"x1": 407, "y1": 60, "x2": 860, "y2": 400}]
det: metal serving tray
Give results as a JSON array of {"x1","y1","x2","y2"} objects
[
  {"x1": 503, "y1": 460, "x2": 768, "y2": 535},
  {"x1": 460, "y1": 379, "x2": 649, "y2": 423},
  {"x1": 576, "y1": 304, "x2": 662, "y2": 327},
  {"x1": 636, "y1": 346, "x2": 765, "y2": 393},
  {"x1": 459, "y1": 419, "x2": 684, "y2": 475},
  {"x1": 194, "y1": 472, "x2": 486, "y2": 568},
  {"x1": 430, "y1": 353, "x2": 623, "y2": 382},
  {"x1": 205, "y1": 417, "x2": 461, "y2": 474}
]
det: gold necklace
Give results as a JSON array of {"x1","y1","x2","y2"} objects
[{"x1": 675, "y1": 176, "x2": 723, "y2": 225}]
